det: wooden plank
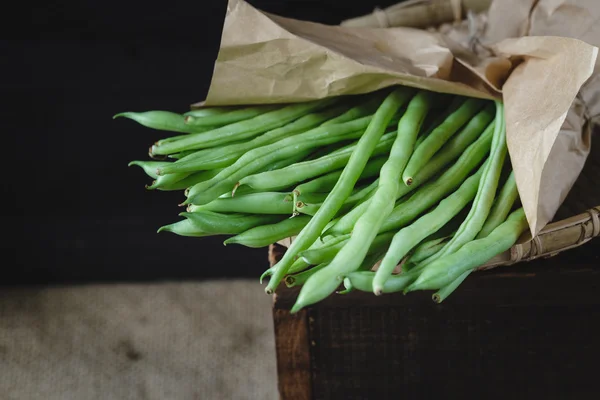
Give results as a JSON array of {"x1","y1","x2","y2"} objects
[{"x1": 272, "y1": 303, "x2": 312, "y2": 400}]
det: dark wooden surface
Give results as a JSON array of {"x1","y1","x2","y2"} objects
[{"x1": 272, "y1": 241, "x2": 600, "y2": 399}]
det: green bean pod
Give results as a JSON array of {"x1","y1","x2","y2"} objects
[
  {"x1": 159, "y1": 105, "x2": 349, "y2": 174},
  {"x1": 223, "y1": 215, "x2": 311, "y2": 248},
  {"x1": 402, "y1": 98, "x2": 487, "y2": 185},
  {"x1": 151, "y1": 98, "x2": 337, "y2": 155},
  {"x1": 128, "y1": 160, "x2": 171, "y2": 180},
  {"x1": 405, "y1": 208, "x2": 528, "y2": 292},
  {"x1": 195, "y1": 192, "x2": 294, "y2": 215},
  {"x1": 114, "y1": 111, "x2": 212, "y2": 134},
  {"x1": 268, "y1": 88, "x2": 414, "y2": 298},
  {"x1": 432, "y1": 270, "x2": 471, "y2": 303},
  {"x1": 285, "y1": 263, "x2": 329, "y2": 288},
  {"x1": 476, "y1": 170, "x2": 518, "y2": 239},
  {"x1": 177, "y1": 211, "x2": 283, "y2": 236},
  {"x1": 343, "y1": 267, "x2": 424, "y2": 294},
  {"x1": 151, "y1": 169, "x2": 222, "y2": 191},
  {"x1": 372, "y1": 161, "x2": 486, "y2": 294},
  {"x1": 184, "y1": 105, "x2": 280, "y2": 127}
]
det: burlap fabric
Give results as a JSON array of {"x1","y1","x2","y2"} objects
[{"x1": 0, "y1": 280, "x2": 277, "y2": 400}]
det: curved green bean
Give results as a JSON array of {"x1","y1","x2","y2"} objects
[
  {"x1": 183, "y1": 106, "x2": 237, "y2": 117},
  {"x1": 432, "y1": 270, "x2": 471, "y2": 303},
  {"x1": 129, "y1": 160, "x2": 170, "y2": 180},
  {"x1": 405, "y1": 208, "x2": 528, "y2": 292},
  {"x1": 114, "y1": 111, "x2": 213, "y2": 134},
  {"x1": 167, "y1": 211, "x2": 283, "y2": 236},
  {"x1": 223, "y1": 215, "x2": 311, "y2": 248},
  {"x1": 151, "y1": 98, "x2": 336, "y2": 155},
  {"x1": 402, "y1": 98, "x2": 486, "y2": 185},
  {"x1": 267, "y1": 87, "x2": 414, "y2": 298},
  {"x1": 151, "y1": 168, "x2": 222, "y2": 191},
  {"x1": 195, "y1": 192, "x2": 294, "y2": 215},
  {"x1": 476, "y1": 171, "x2": 518, "y2": 239}
]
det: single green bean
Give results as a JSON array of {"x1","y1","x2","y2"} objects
[
  {"x1": 195, "y1": 192, "x2": 294, "y2": 215},
  {"x1": 158, "y1": 105, "x2": 349, "y2": 174},
  {"x1": 402, "y1": 98, "x2": 487, "y2": 185},
  {"x1": 372, "y1": 161, "x2": 486, "y2": 294},
  {"x1": 267, "y1": 87, "x2": 414, "y2": 297},
  {"x1": 176, "y1": 211, "x2": 283, "y2": 236},
  {"x1": 285, "y1": 263, "x2": 329, "y2": 288},
  {"x1": 223, "y1": 215, "x2": 311, "y2": 248},
  {"x1": 239, "y1": 131, "x2": 398, "y2": 192},
  {"x1": 432, "y1": 270, "x2": 471, "y2": 303},
  {"x1": 184, "y1": 105, "x2": 280, "y2": 127},
  {"x1": 290, "y1": 90, "x2": 431, "y2": 311},
  {"x1": 151, "y1": 98, "x2": 336, "y2": 155},
  {"x1": 114, "y1": 111, "x2": 212, "y2": 134},
  {"x1": 405, "y1": 236, "x2": 451, "y2": 265},
  {"x1": 343, "y1": 267, "x2": 424, "y2": 294},
  {"x1": 151, "y1": 168, "x2": 222, "y2": 191},
  {"x1": 405, "y1": 208, "x2": 528, "y2": 292},
  {"x1": 128, "y1": 160, "x2": 170, "y2": 180},
  {"x1": 476, "y1": 171, "x2": 518, "y2": 239},
  {"x1": 420, "y1": 101, "x2": 506, "y2": 265},
  {"x1": 325, "y1": 108, "x2": 496, "y2": 236}
]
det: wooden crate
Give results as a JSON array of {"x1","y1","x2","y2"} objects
[{"x1": 271, "y1": 242, "x2": 600, "y2": 399}]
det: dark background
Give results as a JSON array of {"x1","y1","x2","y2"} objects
[{"x1": 1, "y1": 0, "x2": 401, "y2": 285}]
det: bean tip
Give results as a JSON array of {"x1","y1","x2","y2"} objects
[
  {"x1": 405, "y1": 177, "x2": 413, "y2": 186},
  {"x1": 184, "y1": 115, "x2": 194, "y2": 124},
  {"x1": 289, "y1": 303, "x2": 303, "y2": 314},
  {"x1": 432, "y1": 293, "x2": 442, "y2": 304},
  {"x1": 231, "y1": 182, "x2": 240, "y2": 197},
  {"x1": 373, "y1": 286, "x2": 383, "y2": 296}
]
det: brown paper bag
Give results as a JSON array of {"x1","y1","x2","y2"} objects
[{"x1": 198, "y1": 0, "x2": 597, "y2": 237}]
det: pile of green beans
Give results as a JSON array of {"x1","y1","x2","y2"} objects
[{"x1": 119, "y1": 86, "x2": 527, "y2": 312}]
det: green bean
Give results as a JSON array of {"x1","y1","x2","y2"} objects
[
  {"x1": 128, "y1": 160, "x2": 171, "y2": 180},
  {"x1": 158, "y1": 105, "x2": 349, "y2": 174},
  {"x1": 223, "y1": 215, "x2": 311, "y2": 248},
  {"x1": 432, "y1": 270, "x2": 471, "y2": 303},
  {"x1": 476, "y1": 171, "x2": 518, "y2": 239},
  {"x1": 150, "y1": 168, "x2": 222, "y2": 191},
  {"x1": 402, "y1": 98, "x2": 486, "y2": 185},
  {"x1": 326, "y1": 116, "x2": 495, "y2": 237},
  {"x1": 157, "y1": 218, "x2": 212, "y2": 237},
  {"x1": 372, "y1": 161, "x2": 486, "y2": 294},
  {"x1": 183, "y1": 105, "x2": 280, "y2": 127},
  {"x1": 404, "y1": 208, "x2": 528, "y2": 292},
  {"x1": 183, "y1": 106, "x2": 237, "y2": 117},
  {"x1": 184, "y1": 118, "x2": 381, "y2": 206},
  {"x1": 195, "y1": 192, "x2": 294, "y2": 215},
  {"x1": 420, "y1": 101, "x2": 506, "y2": 266},
  {"x1": 171, "y1": 211, "x2": 283, "y2": 236},
  {"x1": 293, "y1": 156, "x2": 387, "y2": 196},
  {"x1": 237, "y1": 130, "x2": 399, "y2": 192},
  {"x1": 267, "y1": 88, "x2": 414, "y2": 297},
  {"x1": 151, "y1": 98, "x2": 336, "y2": 155},
  {"x1": 285, "y1": 263, "x2": 328, "y2": 288},
  {"x1": 114, "y1": 111, "x2": 213, "y2": 134},
  {"x1": 289, "y1": 89, "x2": 430, "y2": 311}
]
